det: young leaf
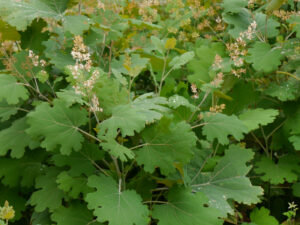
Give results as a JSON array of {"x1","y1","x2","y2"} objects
[
  {"x1": 255, "y1": 155, "x2": 300, "y2": 184},
  {"x1": 98, "y1": 94, "x2": 169, "y2": 138},
  {"x1": 152, "y1": 187, "x2": 223, "y2": 225},
  {"x1": 56, "y1": 172, "x2": 92, "y2": 198},
  {"x1": 0, "y1": 117, "x2": 39, "y2": 158},
  {"x1": 239, "y1": 108, "x2": 279, "y2": 131},
  {"x1": 0, "y1": 74, "x2": 28, "y2": 104},
  {"x1": 86, "y1": 175, "x2": 149, "y2": 225},
  {"x1": 136, "y1": 119, "x2": 197, "y2": 175},
  {"x1": 191, "y1": 145, "x2": 263, "y2": 215},
  {"x1": 202, "y1": 113, "x2": 248, "y2": 145},
  {"x1": 100, "y1": 137, "x2": 134, "y2": 161},
  {"x1": 246, "y1": 42, "x2": 282, "y2": 73},
  {"x1": 27, "y1": 99, "x2": 89, "y2": 155}
]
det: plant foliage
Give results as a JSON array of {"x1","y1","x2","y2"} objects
[{"x1": 0, "y1": 0, "x2": 299, "y2": 224}]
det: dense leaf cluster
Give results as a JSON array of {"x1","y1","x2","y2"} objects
[{"x1": 0, "y1": 0, "x2": 299, "y2": 224}]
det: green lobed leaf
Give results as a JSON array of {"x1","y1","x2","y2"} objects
[
  {"x1": 27, "y1": 99, "x2": 89, "y2": 155},
  {"x1": 56, "y1": 171, "x2": 92, "y2": 198},
  {"x1": 52, "y1": 142, "x2": 104, "y2": 177},
  {"x1": 86, "y1": 175, "x2": 149, "y2": 225},
  {"x1": 246, "y1": 42, "x2": 282, "y2": 73},
  {"x1": 0, "y1": 150, "x2": 45, "y2": 187},
  {"x1": 202, "y1": 113, "x2": 248, "y2": 145},
  {"x1": 0, "y1": 101, "x2": 18, "y2": 122},
  {"x1": 255, "y1": 13, "x2": 280, "y2": 38},
  {"x1": 292, "y1": 182, "x2": 300, "y2": 197},
  {"x1": 254, "y1": 155, "x2": 300, "y2": 184},
  {"x1": 250, "y1": 207, "x2": 279, "y2": 225},
  {"x1": 63, "y1": 15, "x2": 91, "y2": 35},
  {"x1": 289, "y1": 135, "x2": 300, "y2": 150},
  {"x1": 51, "y1": 201, "x2": 98, "y2": 225},
  {"x1": 100, "y1": 137, "x2": 135, "y2": 162},
  {"x1": 136, "y1": 118, "x2": 197, "y2": 175},
  {"x1": 265, "y1": 79, "x2": 300, "y2": 101},
  {"x1": 31, "y1": 211, "x2": 52, "y2": 225},
  {"x1": 0, "y1": 74, "x2": 29, "y2": 104},
  {"x1": 168, "y1": 95, "x2": 197, "y2": 111},
  {"x1": 169, "y1": 51, "x2": 195, "y2": 70},
  {"x1": 29, "y1": 168, "x2": 65, "y2": 212},
  {"x1": 221, "y1": 0, "x2": 247, "y2": 13},
  {"x1": 191, "y1": 145, "x2": 263, "y2": 215},
  {"x1": 56, "y1": 88, "x2": 87, "y2": 107},
  {"x1": 0, "y1": 0, "x2": 69, "y2": 31},
  {"x1": 0, "y1": 117, "x2": 39, "y2": 158},
  {"x1": 152, "y1": 187, "x2": 223, "y2": 225},
  {"x1": 288, "y1": 15, "x2": 300, "y2": 38},
  {"x1": 98, "y1": 93, "x2": 169, "y2": 138},
  {"x1": 239, "y1": 108, "x2": 279, "y2": 131}
]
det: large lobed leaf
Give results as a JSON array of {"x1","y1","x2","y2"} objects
[
  {"x1": 239, "y1": 108, "x2": 279, "y2": 131},
  {"x1": 136, "y1": 118, "x2": 197, "y2": 175},
  {"x1": 0, "y1": 117, "x2": 38, "y2": 158},
  {"x1": 97, "y1": 93, "x2": 169, "y2": 138},
  {"x1": 0, "y1": 0, "x2": 69, "y2": 31},
  {"x1": 152, "y1": 187, "x2": 223, "y2": 225},
  {"x1": 254, "y1": 154, "x2": 300, "y2": 184},
  {"x1": 202, "y1": 113, "x2": 248, "y2": 145},
  {"x1": 0, "y1": 74, "x2": 28, "y2": 104},
  {"x1": 27, "y1": 99, "x2": 89, "y2": 155},
  {"x1": 86, "y1": 175, "x2": 149, "y2": 225},
  {"x1": 191, "y1": 145, "x2": 263, "y2": 215}
]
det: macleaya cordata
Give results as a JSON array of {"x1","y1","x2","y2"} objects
[{"x1": 0, "y1": 0, "x2": 299, "y2": 225}]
